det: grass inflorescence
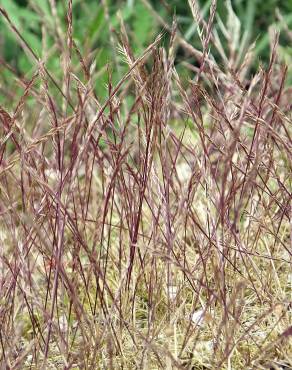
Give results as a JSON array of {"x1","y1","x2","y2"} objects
[{"x1": 0, "y1": 1, "x2": 291, "y2": 369}]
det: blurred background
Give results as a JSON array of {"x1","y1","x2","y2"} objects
[{"x1": 0, "y1": 0, "x2": 291, "y2": 102}]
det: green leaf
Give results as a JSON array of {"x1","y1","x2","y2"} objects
[
  {"x1": 226, "y1": 0, "x2": 241, "y2": 52},
  {"x1": 132, "y1": 2, "x2": 153, "y2": 47},
  {"x1": 87, "y1": 6, "x2": 105, "y2": 41}
]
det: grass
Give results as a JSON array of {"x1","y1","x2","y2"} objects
[{"x1": 0, "y1": 1, "x2": 291, "y2": 369}]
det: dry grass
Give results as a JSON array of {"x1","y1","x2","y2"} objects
[{"x1": 0, "y1": 1, "x2": 291, "y2": 369}]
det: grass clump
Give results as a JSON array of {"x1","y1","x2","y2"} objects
[{"x1": 0, "y1": 1, "x2": 291, "y2": 369}]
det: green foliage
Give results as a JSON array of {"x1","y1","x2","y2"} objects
[
  {"x1": 132, "y1": 2, "x2": 154, "y2": 49},
  {"x1": 0, "y1": 1, "x2": 287, "y2": 64},
  {"x1": 0, "y1": 0, "x2": 291, "y2": 102}
]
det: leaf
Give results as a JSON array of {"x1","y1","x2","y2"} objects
[
  {"x1": 132, "y1": 2, "x2": 153, "y2": 47},
  {"x1": 226, "y1": 0, "x2": 241, "y2": 52},
  {"x1": 87, "y1": 6, "x2": 105, "y2": 41}
]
